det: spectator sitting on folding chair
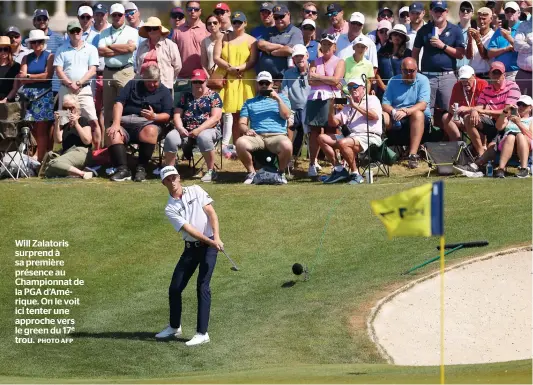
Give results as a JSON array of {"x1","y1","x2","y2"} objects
[
  {"x1": 382, "y1": 57, "x2": 431, "y2": 169},
  {"x1": 44, "y1": 94, "x2": 95, "y2": 179},
  {"x1": 442, "y1": 65, "x2": 488, "y2": 141},
  {"x1": 318, "y1": 78, "x2": 382, "y2": 185},
  {"x1": 165, "y1": 69, "x2": 223, "y2": 183},
  {"x1": 106, "y1": 65, "x2": 173, "y2": 182},
  {"x1": 235, "y1": 71, "x2": 292, "y2": 184}
]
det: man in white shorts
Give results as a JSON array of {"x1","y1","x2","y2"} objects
[
  {"x1": 318, "y1": 78, "x2": 382, "y2": 184},
  {"x1": 54, "y1": 20, "x2": 101, "y2": 149}
]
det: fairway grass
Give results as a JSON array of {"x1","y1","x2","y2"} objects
[{"x1": 0, "y1": 176, "x2": 531, "y2": 383}]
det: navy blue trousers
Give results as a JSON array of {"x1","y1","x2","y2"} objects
[{"x1": 168, "y1": 242, "x2": 218, "y2": 334}]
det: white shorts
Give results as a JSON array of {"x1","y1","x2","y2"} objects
[
  {"x1": 58, "y1": 85, "x2": 98, "y2": 122},
  {"x1": 347, "y1": 133, "x2": 382, "y2": 152}
]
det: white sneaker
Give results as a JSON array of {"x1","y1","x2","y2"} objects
[
  {"x1": 185, "y1": 332, "x2": 210, "y2": 346},
  {"x1": 201, "y1": 169, "x2": 216, "y2": 182},
  {"x1": 314, "y1": 162, "x2": 322, "y2": 171},
  {"x1": 155, "y1": 325, "x2": 182, "y2": 339},
  {"x1": 243, "y1": 172, "x2": 256, "y2": 184},
  {"x1": 307, "y1": 165, "x2": 317, "y2": 177}
]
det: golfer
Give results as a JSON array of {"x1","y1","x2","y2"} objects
[{"x1": 156, "y1": 166, "x2": 224, "y2": 346}]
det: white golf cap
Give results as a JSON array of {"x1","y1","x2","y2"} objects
[
  {"x1": 399, "y1": 6, "x2": 410, "y2": 15},
  {"x1": 78, "y1": 6, "x2": 93, "y2": 17},
  {"x1": 291, "y1": 44, "x2": 308, "y2": 57},
  {"x1": 347, "y1": 78, "x2": 365, "y2": 87},
  {"x1": 504, "y1": 1, "x2": 520, "y2": 11},
  {"x1": 350, "y1": 12, "x2": 365, "y2": 24},
  {"x1": 160, "y1": 166, "x2": 179, "y2": 182},
  {"x1": 124, "y1": 2, "x2": 138, "y2": 11},
  {"x1": 110, "y1": 3, "x2": 125, "y2": 14},
  {"x1": 256, "y1": 71, "x2": 273, "y2": 83},
  {"x1": 457, "y1": 65, "x2": 475, "y2": 80},
  {"x1": 301, "y1": 19, "x2": 316, "y2": 29},
  {"x1": 352, "y1": 36, "x2": 369, "y2": 48},
  {"x1": 518, "y1": 95, "x2": 533, "y2": 105}
]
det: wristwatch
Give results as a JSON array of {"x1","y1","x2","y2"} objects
[
  {"x1": 442, "y1": 44, "x2": 448, "y2": 51},
  {"x1": 26, "y1": 74, "x2": 30, "y2": 79}
]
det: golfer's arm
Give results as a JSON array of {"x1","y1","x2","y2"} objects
[
  {"x1": 203, "y1": 204, "x2": 220, "y2": 240},
  {"x1": 181, "y1": 223, "x2": 215, "y2": 245}
]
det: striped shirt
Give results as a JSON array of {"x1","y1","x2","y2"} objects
[
  {"x1": 477, "y1": 80, "x2": 521, "y2": 111},
  {"x1": 240, "y1": 94, "x2": 291, "y2": 135}
]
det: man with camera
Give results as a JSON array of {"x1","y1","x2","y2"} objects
[
  {"x1": 318, "y1": 78, "x2": 382, "y2": 184},
  {"x1": 106, "y1": 65, "x2": 173, "y2": 182},
  {"x1": 235, "y1": 71, "x2": 292, "y2": 184}
]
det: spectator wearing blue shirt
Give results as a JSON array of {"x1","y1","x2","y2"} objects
[
  {"x1": 412, "y1": 0, "x2": 466, "y2": 115},
  {"x1": 456, "y1": 1, "x2": 475, "y2": 68},
  {"x1": 30, "y1": 8, "x2": 66, "y2": 94},
  {"x1": 488, "y1": 1, "x2": 522, "y2": 80},
  {"x1": 257, "y1": 5, "x2": 304, "y2": 79},
  {"x1": 301, "y1": 19, "x2": 321, "y2": 63},
  {"x1": 236, "y1": 71, "x2": 292, "y2": 184},
  {"x1": 382, "y1": 57, "x2": 431, "y2": 169},
  {"x1": 250, "y1": 2, "x2": 275, "y2": 74}
]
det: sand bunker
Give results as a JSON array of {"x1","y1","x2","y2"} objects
[{"x1": 369, "y1": 248, "x2": 532, "y2": 365}]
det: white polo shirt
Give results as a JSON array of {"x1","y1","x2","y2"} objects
[
  {"x1": 335, "y1": 33, "x2": 378, "y2": 67},
  {"x1": 165, "y1": 185, "x2": 214, "y2": 242},
  {"x1": 98, "y1": 23, "x2": 139, "y2": 67}
]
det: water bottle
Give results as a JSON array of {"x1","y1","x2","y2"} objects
[
  {"x1": 486, "y1": 161, "x2": 493, "y2": 177},
  {"x1": 453, "y1": 103, "x2": 460, "y2": 121},
  {"x1": 364, "y1": 169, "x2": 374, "y2": 184},
  {"x1": 392, "y1": 109, "x2": 402, "y2": 130}
]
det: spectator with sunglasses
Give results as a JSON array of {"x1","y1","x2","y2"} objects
[
  {"x1": 382, "y1": 57, "x2": 431, "y2": 169},
  {"x1": 124, "y1": 2, "x2": 146, "y2": 73},
  {"x1": 54, "y1": 21, "x2": 101, "y2": 149},
  {"x1": 136, "y1": 17, "x2": 182, "y2": 95},
  {"x1": 373, "y1": 20, "x2": 393, "y2": 51},
  {"x1": 0, "y1": 37, "x2": 21, "y2": 103},
  {"x1": 457, "y1": 1, "x2": 475, "y2": 68},
  {"x1": 257, "y1": 4, "x2": 303, "y2": 79},
  {"x1": 214, "y1": 3, "x2": 232, "y2": 33},
  {"x1": 301, "y1": 20, "x2": 322, "y2": 63},
  {"x1": 376, "y1": 25, "x2": 412, "y2": 97},
  {"x1": 251, "y1": 2, "x2": 275, "y2": 39},
  {"x1": 172, "y1": 1, "x2": 210, "y2": 102},
  {"x1": 336, "y1": 12, "x2": 378, "y2": 70},
  {"x1": 399, "y1": 6, "x2": 411, "y2": 27},
  {"x1": 300, "y1": 2, "x2": 324, "y2": 41},
  {"x1": 466, "y1": 7, "x2": 495, "y2": 79},
  {"x1": 64, "y1": 5, "x2": 100, "y2": 47},
  {"x1": 325, "y1": 3, "x2": 348, "y2": 36},
  {"x1": 406, "y1": 2, "x2": 426, "y2": 50},
  {"x1": 368, "y1": 7, "x2": 395, "y2": 44},
  {"x1": 168, "y1": 7, "x2": 186, "y2": 41},
  {"x1": 5, "y1": 27, "x2": 31, "y2": 64},
  {"x1": 488, "y1": 1, "x2": 522, "y2": 80},
  {"x1": 201, "y1": 15, "x2": 223, "y2": 77}
]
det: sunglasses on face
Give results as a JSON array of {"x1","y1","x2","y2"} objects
[
  {"x1": 207, "y1": 21, "x2": 219, "y2": 26},
  {"x1": 490, "y1": 70, "x2": 503, "y2": 76},
  {"x1": 350, "y1": 21, "x2": 363, "y2": 26},
  {"x1": 378, "y1": 28, "x2": 389, "y2": 33},
  {"x1": 214, "y1": 9, "x2": 226, "y2": 15},
  {"x1": 145, "y1": 26, "x2": 160, "y2": 32},
  {"x1": 258, "y1": 81, "x2": 271, "y2": 86},
  {"x1": 79, "y1": 15, "x2": 92, "y2": 20},
  {"x1": 517, "y1": 102, "x2": 527, "y2": 107},
  {"x1": 260, "y1": 10, "x2": 272, "y2": 16},
  {"x1": 349, "y1": 84, "x2": 361, "y2": 90},
  {"x1": 400, "y1": 12, "x2": 409, "y2": 18},
  {"x1": 460, "y1": 8, "x2": 473, "y2": 13},
  {"x1": 402, "y1": 68, "x2": 416, "y2": 74},
  {"x1": 125, "y1": 10, "x2": 137, "y2": 17},
  {"x1": 30, "y1": 40, "x2": 45, "y2": 45},
  {"x1": 187, "y1": 7, "x2": 201, "y2": 13},
  {"x1": 170, "y1": 12, "x2": 184, "y2": 19},
  {"x1": 303, "y1": 26, "x2": 315, "y2": 30},
  {"x1": 304, "y1": 9, "x2": 318, "y2": 15},
  {"x1": 504, "y1": 8, "x2": 517, "y2": 13},
  {"x1": 380, "y1": 12, "x2": 393, "y2": 18},
  {"x1": 111, "y1": 13, "x2": 123, "y2": 18},
  {"x1": 69, "y1": 28, "x2": 82, "y2": 34},
  {"x1": 274, "y1": 14, "x2": 286, "y2": 20},
  {"x1": 327, "y1": 11, "x2": 339, "y2": 17},
  {"x1": 35, "y1": 17, "x2": 48, "y2": 22},
  {"x1": 8, "y1": 35, "x2": 20, "y2": 40},
  {"x1": 390, "y1": 32, "x2": 404, "y2": 39},
  {"x1": 192, "y1": 80, "x2": 204, "y2": 85},
  {"x1": 232, "y1": 20, "x2": 243, "y2": 25},
  {"x1": 0, "y1": 47, "x2": 10, "y2": 52}
]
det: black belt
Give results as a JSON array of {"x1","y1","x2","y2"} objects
[
  {"x1": 96, "y1": 70, "x2": 104, "y2": 76},
  {"x1": 62, "y1": 82, "x2": 90, "y2": 88},
  {"x1": 185, "y1": 241, "x2": 206, "y2": 248},
  {"x1": 105, "y1": 63, "x2": 132, "y2": 71}
]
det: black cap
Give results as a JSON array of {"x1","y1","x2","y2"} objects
[
  {"x1": 272, "y1": 4, "x2": 289, "y2": 16},
  {"x1": 326, "y1": 3, "x2": 342, "y2": 15}
]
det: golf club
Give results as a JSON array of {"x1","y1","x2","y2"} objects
[{"x1": 221, "y1": 250, "x2": 239, "y2": 271}]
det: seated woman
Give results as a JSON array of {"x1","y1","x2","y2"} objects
[
  {"x1": 494, "y1": 95, "x2": 533, "y2": 178},
  {"x1": 45, "y1": 94, "x2": 94, "y2": 179},
  {"x1": 0, "y1": 36, "x2": 21, "y2": 103},
  {"x1": 164, "y1": 69, "x2": 223, "y2": 183}
]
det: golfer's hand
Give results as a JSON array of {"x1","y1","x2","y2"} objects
[
  {"x1": 245, "y1": 129, "x2": 257, "y2": 136},
  {"x1": 212, "y1": 238, "x2": 224, "y2": 251}
]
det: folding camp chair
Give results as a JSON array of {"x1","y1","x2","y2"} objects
[
  {"x1": 0, "y1": 102, "x2": 33, "y2": 179},
  {"x1": 358, "y1": 138, "x2": 397, "y2": 178},
  {"x1": 422, "y1": 140, "x2": 475, "y2": 177}
]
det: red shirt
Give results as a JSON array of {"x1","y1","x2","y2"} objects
[{"x1": 448, "y1": 77, "x2": 488, "y2": 112}]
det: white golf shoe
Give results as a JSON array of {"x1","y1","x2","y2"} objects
[
  {"x1": 155, "y1": 325, "x2": 182, "y2": 339},
  {"x1": 185, "y1": 332, "x2": 210, "y2": 346}
]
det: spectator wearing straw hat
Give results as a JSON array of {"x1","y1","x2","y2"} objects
[
  {"x1": 136, "y1": 17, "x2": 182, "y2": 94},
  {"x1": 98, "y1": 3, "x2": 139, "y2": 129},
  {"x1": 5, "y1": 26, "x2": 31, "y2": 64},
  {"x1": 55, "y1": 20, "x2": 101, "y2": 149},
  {"x1": 0, "y1": 36, "x2": 21, "y2": 102}
]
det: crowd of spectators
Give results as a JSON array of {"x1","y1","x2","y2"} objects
[{"x1": 0, "y1": 0, "x2": 531, "y2": 183}]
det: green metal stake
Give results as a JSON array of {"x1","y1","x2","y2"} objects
[{"x1": 401, "y1": 245, "x2": 464, "y2": 275}]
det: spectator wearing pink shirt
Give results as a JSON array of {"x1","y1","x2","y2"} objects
[{"x1": 325, "y1": 3, "x2": 348, "y2": 37}]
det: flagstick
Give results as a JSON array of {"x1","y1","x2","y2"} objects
[{"x1": 440, "y1": 235, "x2": 445, "y2": 384}]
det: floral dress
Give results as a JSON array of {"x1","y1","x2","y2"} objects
[
  {"x1": 178, "y1": 90, "x2": 223, "y2": 132},
  {"x1": 22, "y1": 51, "x2": 54, "y2": 122}
]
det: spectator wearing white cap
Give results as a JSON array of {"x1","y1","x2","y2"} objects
[
  {"x1": 457, "y1": 1, "x2": 475, "y2": 68},
  {"x1": 373, "y1": 20, "x2": 393, "y2": 51},
  {"x1": 442, "y1": 65, "x2": 488, "y2": 141},
  {"x1": 336, "y1": 12, "x2": 378, "y2": 70},
  {"x1": 299, "y1": 2, "x2": 324, "y2": 41},
  {"x1": 301, "y1": 19, "x2": 322, "y2": 64},
  {"x1": 343, "y1": 36, "x2": 374, "y2": 89},
  {"x1": 406, "y1": 2, "x2": 426, "y2": 50},
  {"x1": 236, "y1": 71, "x2": 292, "y2": 184},
  {"x1": 319, "y1": 78, "x2": 382, "y2": 185},
  {"x1": 513, "y1": 13, "x2": 532, "y2": 96},
  {"x1": 55, "y1": 21, "x2": 101, "y2": 149},
  {"x1": 98, "y1": 3, "x2": 139, "y2": 129},
  {"x1": 64, "y1": 5, "x2": 100, "y2": 47},
  {"x1": 399, "y1": 6, "x2": 411, "y2": 26},
  {"x1": 367, "y1": 7, "x2": 394, "y2": 44},
  {"x1": 124, "y1": 2, "x2": 145, "y2": 73},
  {"x1": 5, "y1": 26, "x2": 31, "y2": 64},
  {"x1": 466, "y1": 7, "x2": 495, "y2": 79},
  {"x1": 487, "y1": 1, "x2": 522, "y2": 80}
]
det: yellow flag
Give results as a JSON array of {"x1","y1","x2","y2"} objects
[{"x1": 370, "y1": 181, "x2": 444, "y2": 238}]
